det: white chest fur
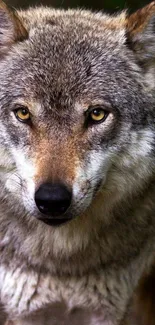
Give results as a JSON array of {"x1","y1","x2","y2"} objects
[{"x1": 0, "y1": 264, "x2": 140, "y2": 325}]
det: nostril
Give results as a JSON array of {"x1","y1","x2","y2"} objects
[
  {"x1": 35, "y1": 183, "x2": 72, "y2": 217},
  {"x1": 36, "y1": 198, "x2": 70, "y2": 215}
]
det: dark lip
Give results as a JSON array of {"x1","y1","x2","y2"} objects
[{"x1": 38, "y1": 217, "x2": 72, "y2": 227}]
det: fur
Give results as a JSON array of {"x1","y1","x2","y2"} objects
[{"x1": 0, "y1": 1, "x2": 155, "y2": 324}]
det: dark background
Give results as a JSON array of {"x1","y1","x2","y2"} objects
[{"x1": 5, "y1": 0, "x2": 152, "y2": 13}]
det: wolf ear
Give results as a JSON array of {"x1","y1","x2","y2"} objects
[
  {"x1": 0, "y1": 0, "x2": 28, "y2": 52},
  {"x1": 126, "y1": 2, "x2": 155, "y2": 86}
]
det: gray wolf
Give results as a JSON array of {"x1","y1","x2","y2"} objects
[{"x1": 0, "y1": 1, "x2": 155, "y2": 324}]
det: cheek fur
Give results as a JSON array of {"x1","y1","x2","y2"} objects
[{"x1": 72, "y1": 150, "x2": 112, "y2": 205}]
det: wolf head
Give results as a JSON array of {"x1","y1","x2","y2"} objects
[{"x1": 0, "y1": 1, "x2": 155, "y2": 256}]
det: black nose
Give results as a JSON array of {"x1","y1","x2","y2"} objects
[{"x1": 35, "y1": 183, "x2": 72, "y2": 218}]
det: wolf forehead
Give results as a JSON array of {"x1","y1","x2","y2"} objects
[
  {"x1": 0, "y1": 4, "x2": 152, "y2": 126},
  {"x1": 21, "y1": 8, "x2": 126, "y2": 49},
  {"x1": 0, "y1": 8, "x2": 139, "y2": 103}
]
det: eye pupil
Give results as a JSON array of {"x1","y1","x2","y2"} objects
[
  {"x1": 85, "y1": 106, "x2": 109, "y2": 126},
  {"x1": 90, "y1": 108, "x2": 106, "y2": 122},
  {"x1": 14, "y1": 106, "x2": 31, "y2": 123},
  {"x1": 92, "y1": 109, "x2": 101, "y2": 116},
  {"x1": 21, "y1": 109, "x2": 28, "y2": 115}
]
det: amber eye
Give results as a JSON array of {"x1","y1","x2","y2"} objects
[
  {"x1": 14, "y1": 107, "x2": 31, "y2": 123},
  {"x1": 87, "y1": 107, "x2": 108, "y2": 124}
]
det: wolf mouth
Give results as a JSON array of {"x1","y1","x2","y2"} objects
[{"x1": 38, "y1": 217, "x2": 72, "y2": 227}]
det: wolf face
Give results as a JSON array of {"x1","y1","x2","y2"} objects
[
  {"x1": 0, "y1": 2, "x2": 155, "y2": 257},
  {"x1": 1, "y1": 3, "x2": 155, "y2": 324}
]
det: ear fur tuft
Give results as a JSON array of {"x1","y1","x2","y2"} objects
[
  {"x1": 126, "y1": 2, "x2": 155, "y2": 38},
  {"x1": 0, "y1": 0, "x2": 28, "y2": 52},
  {"x1": 126, "y1": 2, "x2": 155, "y2": 63},
  {"x1": 126, "y1": 2, "x2": 155, "y2": 88}
]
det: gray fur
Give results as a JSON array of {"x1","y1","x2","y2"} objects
[{"x1": 0, "y1": 2, "x2": 155, "y2": 324}]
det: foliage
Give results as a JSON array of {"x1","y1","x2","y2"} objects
[{"x1": 6, "y1": 0, "x2": 151, "y2": 11}]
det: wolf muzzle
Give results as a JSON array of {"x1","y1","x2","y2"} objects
[{"x1": 35, "y1": 183, "x2": 72, "y2": 226}]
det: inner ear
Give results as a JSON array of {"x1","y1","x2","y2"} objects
[
  {"x1": 0, "y1": 0, "x2": 28, "y2": 51},
  {"x1": 125, "y1": 2, "x2": 155, "y2": 69},
  {"x1": 126, "y1": 2, "x2": 155, "y2": 39}
]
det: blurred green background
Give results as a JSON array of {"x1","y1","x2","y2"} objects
[{"x1": 5, "y1": 0, "x2": 151, "y2": 13}]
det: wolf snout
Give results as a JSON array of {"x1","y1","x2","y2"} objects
[{"x1": 35, "y1": 183, "x2": 72, "y2": 226}]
